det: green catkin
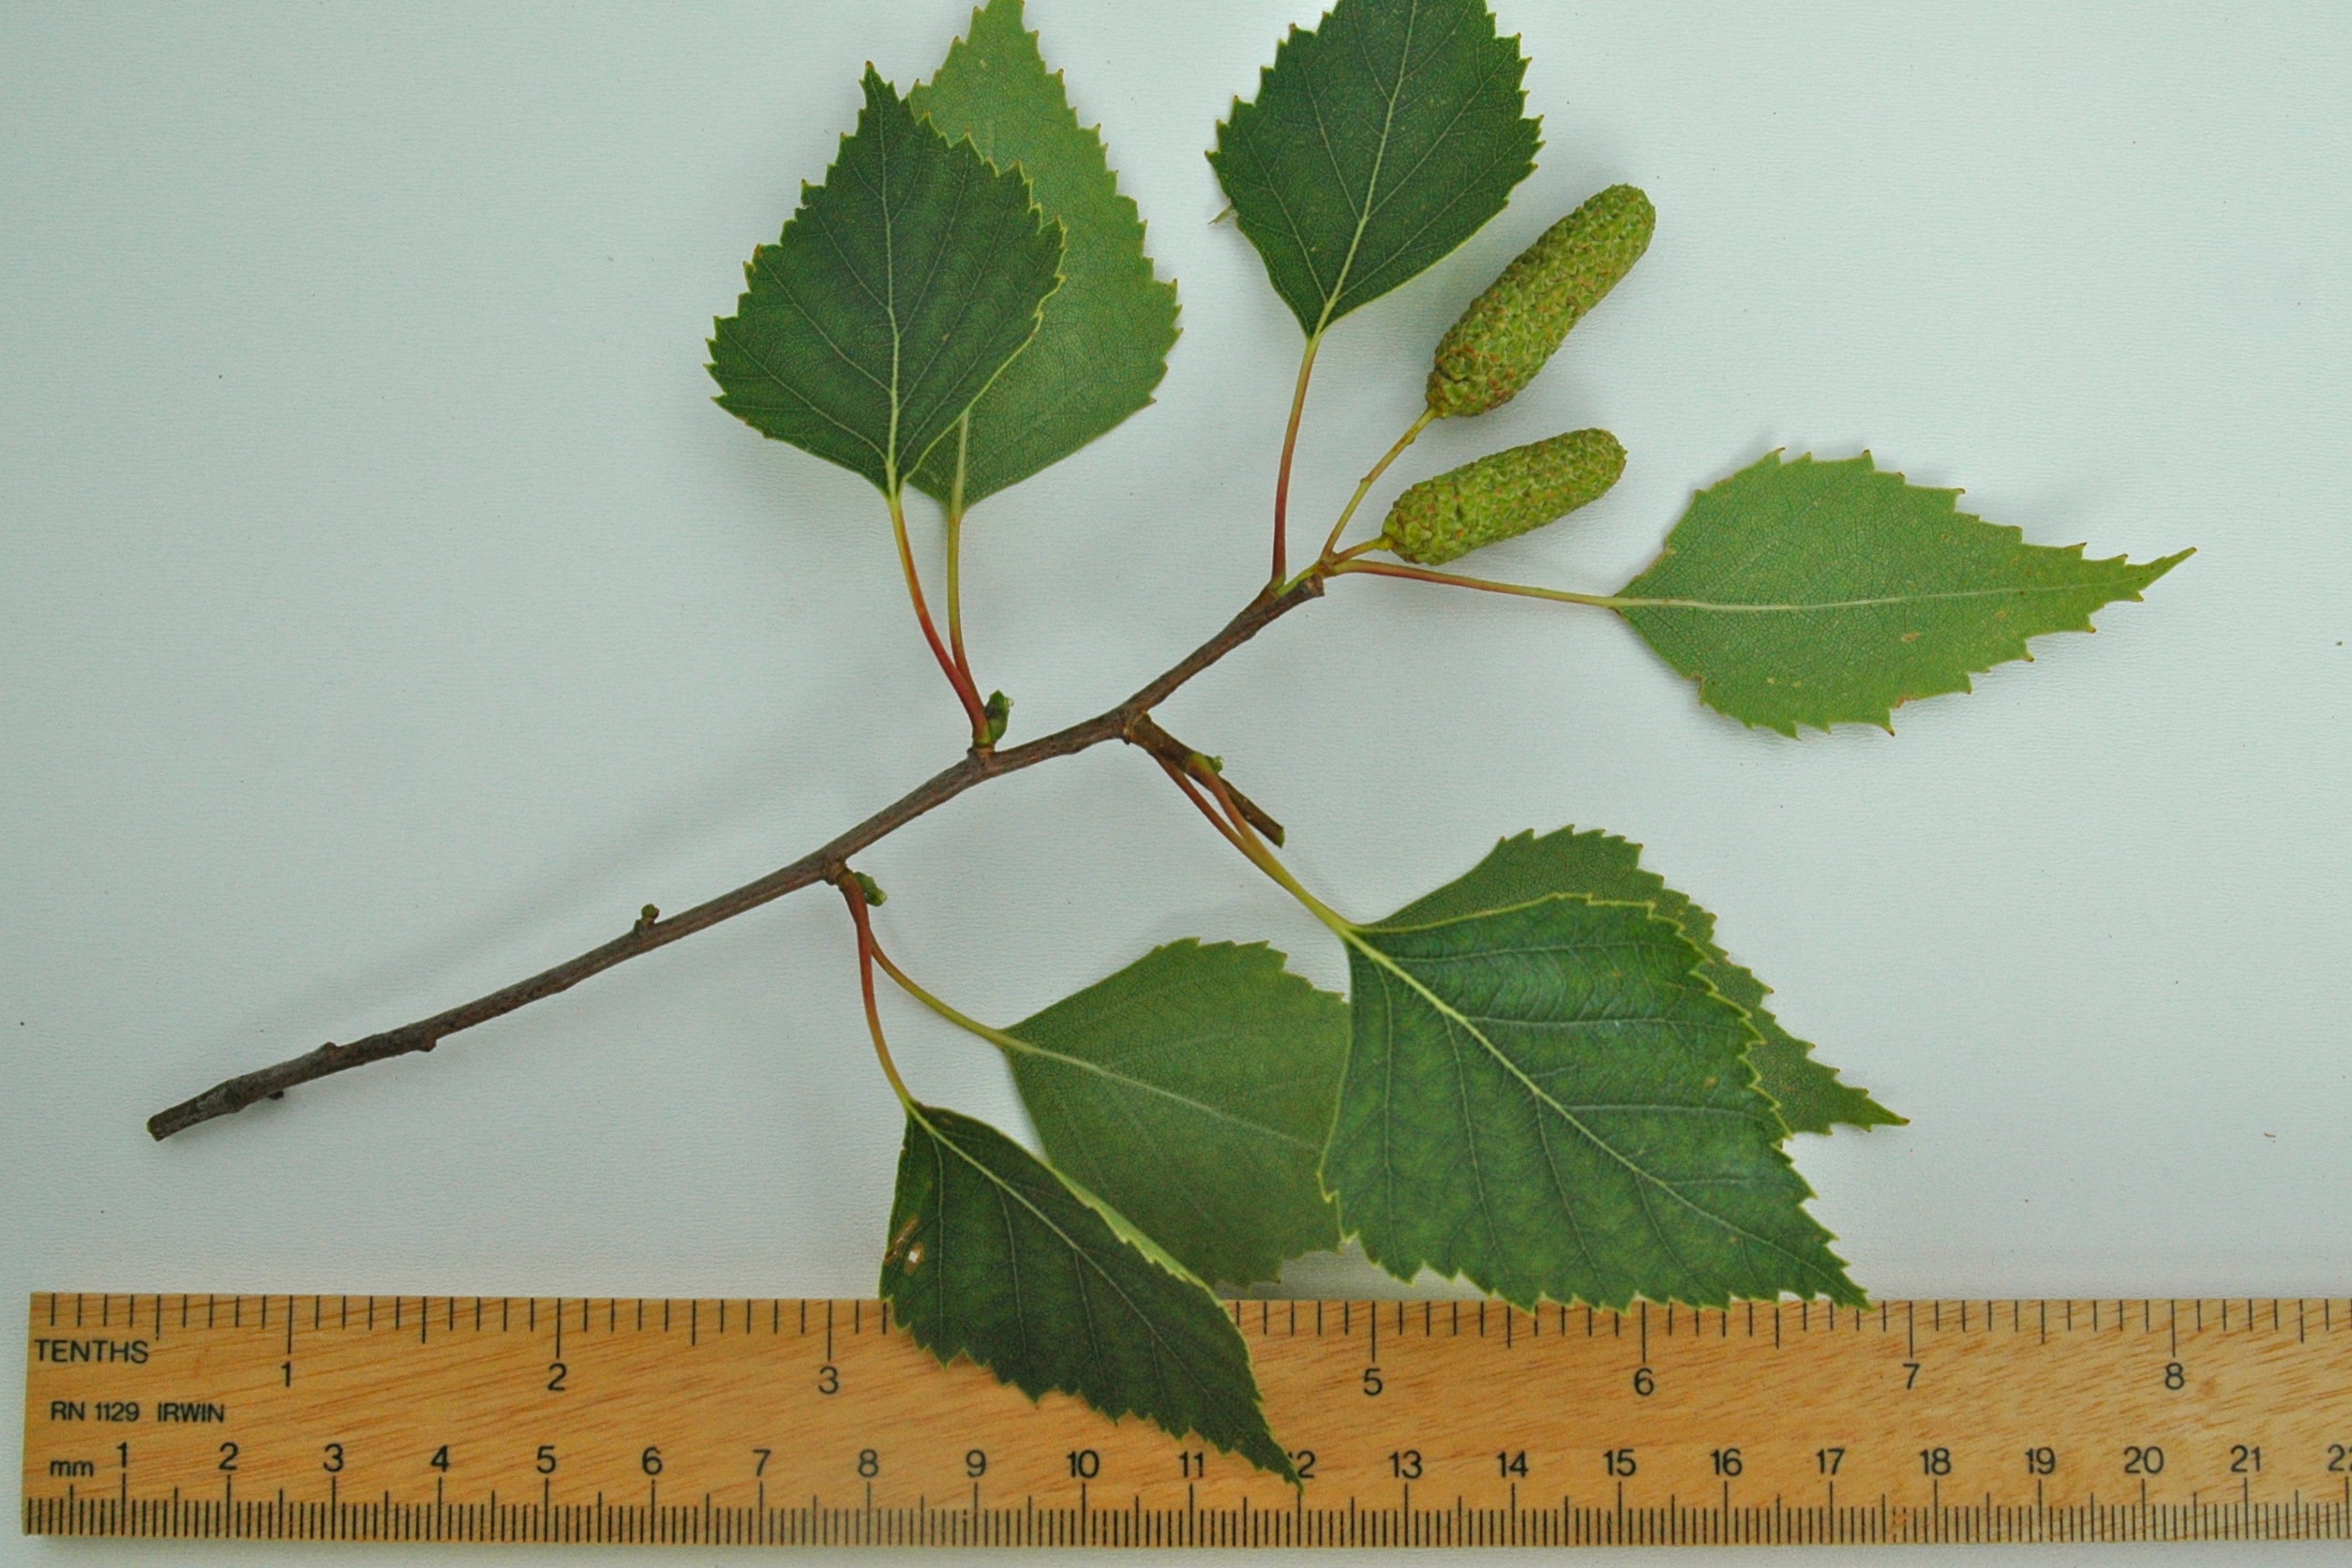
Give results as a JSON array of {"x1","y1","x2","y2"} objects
[
  {"x1": 1383, "y1": 429, "x2": 1626, "y2": 565},
  {"x1": 1425, "y1": 185, "x2": 1655, "y2": 419}
]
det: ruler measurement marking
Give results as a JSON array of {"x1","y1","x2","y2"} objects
[{"x1": 24, "y1": 1296, "x2": 2352, "y2": 1545}]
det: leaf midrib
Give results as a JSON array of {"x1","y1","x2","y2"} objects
[
  {"x1": 909, "y1": 1108, "x2": 1245, "y2": 1417},
  {"x1": 1619, "y1": 573, "x2": 2177, "y2": 616},
  {"x1": 1337, "y1": 10, "x2": 1526, "y2": 305},
  {"x1": 1012, "y1": 1034, "x2": 1325, "y2": 1151},
  {"x1": 1340, "y1": 901, "x2": 1846, "y2": 1293},
  {"x1": 875, "y1": 99, "x2": 905, "y2": 491},
  {"x1": 1307, "y1": 0, "x2": 1422, "y2": 337},
  {"x1": 978, "y1": 978, "x2": 1329, "y2": 1153}
]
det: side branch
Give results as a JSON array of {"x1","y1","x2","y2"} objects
[
  {"x1": 1125, "y1": 713, "x2": 1285, "y2": 844},
  {"x1": 146, "y1": 575, "x2": 1326, "y2": 1141}
]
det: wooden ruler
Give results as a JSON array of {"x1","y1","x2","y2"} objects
[{"x1": 22, "y1": 1292, "x2": 2352, "y2": 1547}]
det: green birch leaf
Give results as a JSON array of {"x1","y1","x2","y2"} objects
[
  {"x1": 907, "y1": 0, "x2": 1180, "y2": 509},
  {"x1": 1326, "y1": 881, "x2": 1861, "y2": 1310},
  {"x1": 1619, "y1": 452, "x2": 2192, "y2": 736},
  {"x1": 880, "y1": 1102, "x2": 1295, "y2": 1480},
  {"x1": 1209, "y1": 0, "x2": 1541, "y2": 336},
  {"x1": 1389, "y1": 829, "x2": 1901, "y2": 1134},
  {"x1": 1000, "y1": 940, "x2": 1347, "y2": 1290},
  {"x1": 708, "y1": 68, "x2": 1063, "y2": 495},
  {"x1": 1706, "y1": 962, "x2": 1904, "y2": 1136}
]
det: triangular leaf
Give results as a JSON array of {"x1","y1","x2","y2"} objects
[
  {"x1": 1002, "y1": 940, "x2": 1347, "y2": 1290},
  {"x1": 881, "y1": 1103, "x2": 1295, "y2": 1480},
  {"x1": 1326, "y1": 882, "x2": 1861, "y2": 1309},
  {"x1": 1619, "y1": 452, "x2": 2191, "y2": 735},
  {"x1": 708, "y1": 68, "x2": 1064, "y2": 496},
  {"x1": 1209, "y1": 0, "x2": 1540, "y2": 336},
  {"x1": 1388, "y1": 829, "x2": 1901, "y2": 1134},
  {"x1": 908, "y1": 0, "x2": 1180, "y2": 508}
]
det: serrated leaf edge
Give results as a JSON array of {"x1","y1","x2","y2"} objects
[
  {"x1": 908, "y1": 0, "x2": 1179, "y2": 505},
  {"x1": 1624, "y1": 451, "x2": 2193, "y2": 736},
  {"x1": 894, "y1": 1101, "x2": 1294, "y2": 1480},
  {"x1": 1386, "y1": 826, "x2": 1902, "y2": 1135},
  {"x1": 1207, "y1": 2, "x2": 1543, "y2": 336},
  {"x1": 1330, "y1": 893, "x2": 1863, "y2": 1310},
  {"x1": 705, "y1": 69, "x2": 1068, "y2": 495},
  {"x1": 921, "y1": 3, "x2": 1176, "y2": 336}
]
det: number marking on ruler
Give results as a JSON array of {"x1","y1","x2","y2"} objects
[{"x1": 22, "y1": 1293, "x2": 2352, "y2": 1546}]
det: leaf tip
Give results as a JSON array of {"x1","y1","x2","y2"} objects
[{"x1": 2142, "y1": 545, "x2": 2195, "y2": 587}]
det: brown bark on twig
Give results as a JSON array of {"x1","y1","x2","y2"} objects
[
  {"x1": 1123, "y1": 713, "x2": 1286, "y2": 844},
  {"x1": 146, "y1": 577, "x2": 1326, "y2": 1141}
]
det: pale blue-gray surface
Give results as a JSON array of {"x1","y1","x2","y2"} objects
[{"x1": 4, "y1": 5, "x2": 2348, "y2": 1565}]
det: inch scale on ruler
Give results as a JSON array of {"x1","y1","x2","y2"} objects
[{"x1": 22, "y1": 1292, "x2": 2352, "y2": 1547}]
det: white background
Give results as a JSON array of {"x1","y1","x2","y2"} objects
[{"x1": 4, "y1": 2, "x2": 2348, "y2": 1564}]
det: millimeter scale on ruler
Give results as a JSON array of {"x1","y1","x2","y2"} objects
[{"x1": 22, "y1": 1292, "x2": 2352, "y2": 1547}]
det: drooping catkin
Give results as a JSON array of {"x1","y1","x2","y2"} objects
[
  {"x1": 1425, "y1": 185, "x2": 1655, "y2": 419},
  {"x1": 1383, "y1": 429, "x2": 1625, "y2": 565}
]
